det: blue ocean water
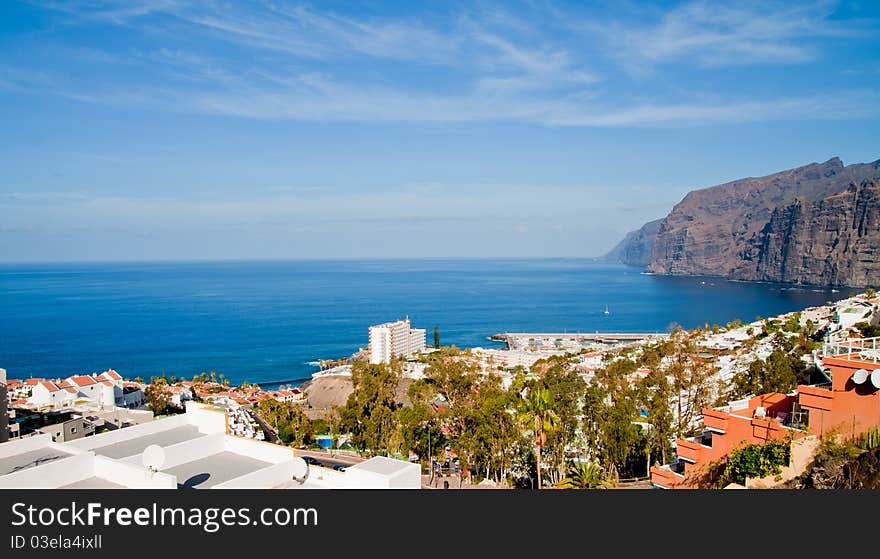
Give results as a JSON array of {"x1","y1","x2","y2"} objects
[{"x1": 0, "y1": 259, "x2": 847, "y2": 388}]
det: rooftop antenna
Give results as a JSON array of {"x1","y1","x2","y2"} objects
[
  {"x1": 142, "y1": 445, "x2": 166, "y2": 478},
  {"x1": 291, "y1": 456, "x2": 309, "y2": 485}
]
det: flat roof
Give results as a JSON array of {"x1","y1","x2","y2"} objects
[
  {"x1": 163, "y1": 452, "x2": 271, "y2": 489},
  {"x1": 347, "y1": 456, "x2": 415, "y2": 476},
  {"x1": 91, "y1": 425, "x2": 205, "y2": 459},
  {"x1": 0, "y1": 447, "x2": 75, "y2": 477},
  {"x1": 60, "y1": 477, "x2": 126, "y2": 489}
]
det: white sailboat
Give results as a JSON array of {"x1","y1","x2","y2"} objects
[{"x1": 603, "y1": 305, "x2": 610, "y2": 315}]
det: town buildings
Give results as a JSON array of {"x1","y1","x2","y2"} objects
[
  {"x1": 368, "y1": 317, "x2": 426, "y2": 364},
  {"x1": 0, "y1": 368, "x2": 8, "y2": 443},
  {"x1": 27, "y1": 369, "x2": 145, "y2": 411},
  {"x1": 651, "y1": 334, "x2": 880, "y2": 489},
  {"x1": 0, "y1": 401, "x2": 420, "y2": 489}
]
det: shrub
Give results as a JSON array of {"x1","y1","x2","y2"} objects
[{"x1": 720, "y1": 439, "x2": 791, "y2": 486}]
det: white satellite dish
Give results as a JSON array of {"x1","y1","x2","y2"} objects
[
  {"x1": 142, "y1": 445, "x2": 166, "y2": 474},
  {"x1": 291, "y1": 456, "x2": 308, "y2": 483},
  {"x1": 853, "y1": 369, "x2": 869, "y2": 384},
  {"x1": 871, "y1": 369, "x2": 880, "y2": 389}
]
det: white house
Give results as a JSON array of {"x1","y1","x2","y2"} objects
[
  {"x1": 28, "y1": 369, "x2": 144, "y2": 410},
  {"x1": 29, "y1": 381, "x2": 79, "y2": 409}
]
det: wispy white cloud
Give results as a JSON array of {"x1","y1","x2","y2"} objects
[
  {"x1": 589, "y1": 0, "x2": 878, "y2": 71},
  {"x1": 11, "y1": 1, "x2": 880, "y2": 128},
  {"x1": 543, "y1": 91, "x2": 880, "y2": 126},
  {"x1": 3, "y1": 59, "x2": 878, "y2": 127}
]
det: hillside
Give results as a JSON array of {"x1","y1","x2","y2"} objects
[
  {"x1": 612, "y1": 157, "x2": 880, "y2": 287},
  {"x1": 603, "y1": 218, "x2": 663, "y2": 267}
]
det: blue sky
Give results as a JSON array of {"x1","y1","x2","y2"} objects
[{"x1": 1, "y1": 0, "x2": 878, "y2": 261}]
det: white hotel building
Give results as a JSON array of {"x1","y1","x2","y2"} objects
[{"x1": 368, "y1": 318, "x2": 426, "y2": 365}]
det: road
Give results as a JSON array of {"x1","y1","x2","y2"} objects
[
  {"x1": 293, "y1": 448, "x2": 367, "y2": 470},
  {"x1": 247, "y1": 409, "x2": 280, "y2": 444}
]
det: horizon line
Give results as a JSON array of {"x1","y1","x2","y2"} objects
[{"x1": 0, "y1": 255, "x2": 621, "y2": 265}]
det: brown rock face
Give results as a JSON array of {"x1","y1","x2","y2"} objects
[
  {"x1": 645, "y1": 157, "x2": 880, "y2": 287},
  {"x1": 604, "y1": 218, "x2": 663, "y2": 267}
]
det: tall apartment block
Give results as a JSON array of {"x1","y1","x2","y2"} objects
[{"x1": 368, "y1": 318, "x2": 427, "y2": 364}]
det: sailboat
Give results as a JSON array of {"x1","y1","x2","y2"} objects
[{"x1": 603, "y1": 305, "x2": 610, "y2": 316}]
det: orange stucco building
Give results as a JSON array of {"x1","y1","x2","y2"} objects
[{"x1": 651, "y1": 338, "x2": 880, "y2": 489}]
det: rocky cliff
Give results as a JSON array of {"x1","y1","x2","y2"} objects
[
  {"x1": 604, "y1": 218, "x2": 663, "y2": 267},
  {"x1": 741, "y1": 179, "x2": 880, "y2": 287},
  {"x1": 619, "y1": 157, "x2": 880, "y2": 287}
]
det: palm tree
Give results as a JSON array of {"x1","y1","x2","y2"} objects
[
  {"x1": 517, "y1": 388, "x2": 559, "y2": 490},
  {"x1": 557, "y1": 461, "x2": 613, "y2": 489}
]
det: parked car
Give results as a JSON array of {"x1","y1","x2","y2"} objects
[
  {"x1": 302, "y1": 456, "x2": 323, "y2": 466},
  {"x1": 333, "y1": 464, "x2": 346, "y2": 472}
]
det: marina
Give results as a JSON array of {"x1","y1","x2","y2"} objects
[{"x1": 490, "y1": 332, "x2": 670, "y2": 351}]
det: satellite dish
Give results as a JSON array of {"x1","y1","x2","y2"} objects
[
  {"x1": 291, "y1": 457, "x2": 308, "y2": 483},
  {"x1": 853, "y1": 369, "x2": 869, "y2": 384},
  {"x1": 871, "y1": 369, "x2": 880, "y2": 389},
  {"x1": 142, "y1": 445, "x2": 166, "y2": 473}
]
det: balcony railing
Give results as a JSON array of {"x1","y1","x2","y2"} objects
[{"x1": 823, "y1": 336, "x2": 880, "y2": 364}]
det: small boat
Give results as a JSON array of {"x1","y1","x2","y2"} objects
[{"x1": 603, "y1": 305, "x2": 610, "y2": 315}]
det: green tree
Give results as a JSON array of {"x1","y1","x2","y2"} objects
[
  {"x1": 457, "y1": 375, "x2": 522, "y2": 484},
  {"x1": 339, "y1": 362, "x2": 402, "y2": 456},
  {"x1": 397, "y1": 400, "x2": 444, "y2": 467},
  {"x1": 662, "y1": 330, "x2": 715, "y2": 437},
  {"x1": 636, "y1": 370, "x2": 675, "y2": 469},
  {"x1": 144, "y1": 376, "x2": 171, "y2": 416},
  {"x1": 422, "y1": 357, "x2": 479, "y2": 442},
  {"x1": 733, "y1": 350, "x2": 809, "y2": 398},
  {"x1": 255, "y1": 400, "x2": 312, "y2": 446},
  {"x1": 517, "y1": 388, "x2": 559, "y2": 489},
  {"x1": 855, "y1": 321, "x2": 880, "y2": 338},
  {"x1": 539, "y1": 358, "x2": 587, "y2": 485},
  {"x1": 433, "y1": 325, "x2": 440, "y2": 349},
  {"x1": 557, "y1": 461, "x2": 613, "y2": 489}
]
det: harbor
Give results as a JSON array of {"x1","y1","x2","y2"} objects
[{"x1": 490, "y1": 332, "x2": 670, "y2": 351}]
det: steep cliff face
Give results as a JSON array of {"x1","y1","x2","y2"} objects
[
  {"x1": 604, "y1": 218, "x2": 663, "y2": 267},
  {"x1": 745, "y1": 180, "x2": 880, "y2": 287},
  {"x1": 643, "y1": 157, "x2": 880, "y2": 287}
]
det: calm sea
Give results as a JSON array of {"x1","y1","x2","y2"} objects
[{"x1": 0, "y1": 259, "x2": 848, "y2": 388}]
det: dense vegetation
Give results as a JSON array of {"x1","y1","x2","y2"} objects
[
  {"x1": 297, "y1": 329, "x2": 724, "y2": 488},
  {"x1": 255, "y1": 399, "x2": 314, "y2": 446}
]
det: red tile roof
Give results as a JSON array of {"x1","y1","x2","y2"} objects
[
  {"x1": 98, "y1": 369, "x2": 122, "y2": 381},
  {"x1": 25, "y1": 378, "x2": 42, "y2": 386},
  {"x1": 64, "y1": 387, "x2": 78, "y2": 394},
  {"x1": 101, "y1": 380, "x2": 115, "y2": 387},
  {"x1": 67, "y1": 375, "x2": 97, "y2": 387},
  {"x1": 40, "y1": 381, "x2": 60, "y2": 392}
]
